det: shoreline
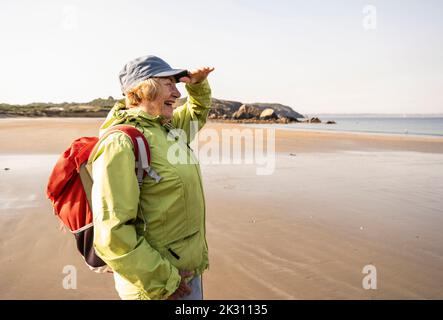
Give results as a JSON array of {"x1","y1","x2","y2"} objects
[
  {"x1": 1, "y1": 118, "x2": 443, "y2": 155},
  {"x1": 245, "y1": 124, "x2": 443, "y2": 140},
  {"x1": 2, "y1": 117, "x2": 443, "y2": 139}
]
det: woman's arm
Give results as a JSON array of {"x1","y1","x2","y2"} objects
[{"x1": 172, "y1": 67, "x2": 214, "y2": 143}]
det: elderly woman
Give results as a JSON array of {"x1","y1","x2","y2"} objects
[{"x1": 90, "y1": 55, "x2": 214, "y2": 300}]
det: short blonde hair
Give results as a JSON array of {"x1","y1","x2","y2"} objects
[{"x1": 125, "y1": 78, "x2": 161, "y2": 107}]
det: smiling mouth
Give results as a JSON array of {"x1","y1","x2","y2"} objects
[{"x1": 164, "y1": 100, "x2": 176, "y2": 108}]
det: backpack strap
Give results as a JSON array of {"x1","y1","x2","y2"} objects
[
  {"x1": 93, "y1": 125, "x2": 161, "y2": 233},
  {"x1": 133, "y1": 134, "x2": 162, "y2": 185},
  {"x1": 97, "y1": 125, "x2": 162, "y2": 186}
]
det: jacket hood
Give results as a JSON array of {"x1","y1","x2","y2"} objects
[{"x1": 99, "y1": 102, "x2": 165, "y2": 137}]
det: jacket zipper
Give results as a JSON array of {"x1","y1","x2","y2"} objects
[
  {"x1": 185, "y1": 143, "x2": 209, "y2": 254},
  {"x1": 168, "y1": 248, "x2": 180, "y2": 260},
  {"x1": 164, "y1": 122, "x2": 209, "y2": 257}
]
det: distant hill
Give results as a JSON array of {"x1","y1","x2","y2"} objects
[
  {"x1": 0, "y1": 96, "x2": 117, "y2": 118},
  {"x1": 0, "y1": 96, "x2": 304, "y2": 122}
]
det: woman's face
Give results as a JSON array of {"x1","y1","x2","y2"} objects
[{"x1": 146, "y1": 77, "x2": 181, "y2": 120}]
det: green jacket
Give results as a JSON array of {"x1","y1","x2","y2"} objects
[{"x1": 89, "y1": 79, "x2": 211, "y2": 300}]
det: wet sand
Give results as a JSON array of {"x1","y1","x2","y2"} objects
[{"x1": 0, "y1": 118, "x2": 442, "y2": 299}]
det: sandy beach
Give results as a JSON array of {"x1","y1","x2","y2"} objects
[{"x1": 1, "y1": 118, "x2": 442, "y2": 299}]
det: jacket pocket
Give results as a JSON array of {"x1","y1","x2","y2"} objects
[{"x1": 165, "y1": 229, "x2": 200, "y2": 261}]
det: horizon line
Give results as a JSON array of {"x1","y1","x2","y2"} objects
[{"x1": 1, "y1": 99, "x2": 442, "y2": 116}]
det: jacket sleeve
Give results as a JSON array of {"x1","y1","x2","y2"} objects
[
  {"x1": 172, "y1": 78, "x2": 212, "y2": 143},
  {"x1": 91, "y1": 132, "x2": 181, "y2": 300}
]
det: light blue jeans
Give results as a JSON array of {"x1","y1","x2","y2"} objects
[
  {"x1": 177, "y1": 275, "x2": 203, "y2": 300},
  {"x1": 113, "y1": 272, "x2": 203, "y2": 300}
]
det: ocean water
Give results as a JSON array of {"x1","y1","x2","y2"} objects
[
  {"x1": 248, "y1": 117, "x2": 443, "y2": 137},
  {"x1": 0, "y1": 154, "x2": 58, "y2": 213}
]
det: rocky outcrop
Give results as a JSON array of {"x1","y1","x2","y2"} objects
[
  {"x1": 245, "y1": 103, "x2": 303, "y2": 119},
  {"x1": 178, "y1": 98, "x2": 304, "y2": 121},
  {"x1": 232, "y1": 105, "x2": 261, "y2": 119},
  {"x1": 300, "y1": 117, "x2": 322, "y2": 123},
  {"x1": 208, "y1": 100, "x2": 304, "y2": 123},
  {"x1": 260, "y1": 108, "x2": 278, "y2": 120}
]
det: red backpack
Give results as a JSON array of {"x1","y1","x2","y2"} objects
[{"x1": 46, "y1": 125, "x2": 161, "y2": 273}]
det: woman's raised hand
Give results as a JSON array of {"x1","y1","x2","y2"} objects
[{"x1": 179, "y1": 67, "x2": 214, "y2": 84}]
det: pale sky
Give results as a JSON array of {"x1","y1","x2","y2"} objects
[{"x1": 0, "y1": 0, "x2": 442, "y2": 114}]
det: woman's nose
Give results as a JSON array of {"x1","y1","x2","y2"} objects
[{"x1": 172, "y1": 85, "x2": 181, "y2": 98}]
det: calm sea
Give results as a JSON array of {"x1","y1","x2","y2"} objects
[{"x1": 251, "y1": 116, "x2": 443, "y2": 137}]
